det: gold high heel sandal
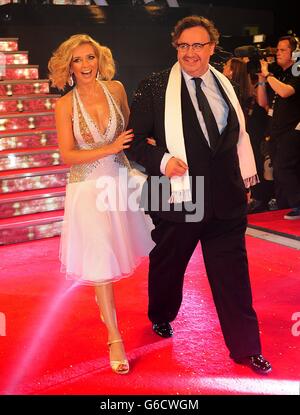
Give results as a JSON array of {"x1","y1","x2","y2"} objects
[{"x1": 107, "y1": 339, "x2": 129, "y2": 375}]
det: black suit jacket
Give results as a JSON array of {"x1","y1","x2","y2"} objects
[{"x1": 126, "y1": 69, "x2": 247, "y2": 223}]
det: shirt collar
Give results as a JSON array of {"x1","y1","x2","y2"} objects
[{"x1": 181, "y1": 67, "x2": 212, "y2": 87}]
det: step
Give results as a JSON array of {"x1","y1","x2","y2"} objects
[
  {"x1": 0, "y1": 79, "x2": 50, "y2": 96},
  {"x1": 0, "y1": 94, "x2": 60, "y2": 114},
  {"x1": 0, "y1": 38, "x2": 18, "y2": 52},
  {"x1": 0, "y1": 128, "x2": 57, "y2": 150},
  {"x1": 0, "y1": 187, "x2": 65, "y2": 219},
  {"x1": 0, "y1": 210, "x2": 63, "y2": 245},
  {"x1": 0, "y1": 146, "x2": 61, "y2": 170},
  {"x1": 1, "y1": 51, "x2": 28, "y2": 65},
  {"x1": 0, "y1": 165, "x2": 69, "y2": 194},
  {"x1": 1, "y1": 64, "x2": 39, "y2": 81},
  {"x1": 0, "y1": 110, "x2": 55, "y2": 131}
]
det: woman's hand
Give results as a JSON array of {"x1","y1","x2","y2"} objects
[
  {"x1": 147, "y1": 137, "x2": 157, "y2": 146},
  {"x1": 109, "y1": 129, "x2": 134, "y2": 154}
]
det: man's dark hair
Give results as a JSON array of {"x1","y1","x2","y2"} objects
[
  {"x1": 278, "y1": 35, "x2": 298, "y2": 52},
  {"x1": 171, "y1": 15, "x2": 220, "y2": 48}
]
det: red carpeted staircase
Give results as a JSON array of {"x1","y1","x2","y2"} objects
[{"x1": 0, "y1": 38, "x2": 66, "y2": 245}]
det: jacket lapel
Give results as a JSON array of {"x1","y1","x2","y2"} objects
[{"x1": 211, "y1": 73, "x2": 239, "y2": 154}]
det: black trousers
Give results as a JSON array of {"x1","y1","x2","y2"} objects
[
  {"x1": 271, "y1": 130, "x2": 300, "y2": 209},
  {"x1": 148, "y1": 214, "x2": 261, "y2": 359}
]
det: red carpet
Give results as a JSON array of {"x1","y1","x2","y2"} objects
[
  {"x1": 0, "y1": 231, "x2": 300, "y2": 395},
  {"x1": 248, "y1": 209, "x2": 300, "y2": 239}
]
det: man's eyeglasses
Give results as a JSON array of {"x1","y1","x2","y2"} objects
[{"x1": 177, "y1": 42, "x2": 212, "y2": 51}]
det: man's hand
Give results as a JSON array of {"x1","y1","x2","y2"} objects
[
  {"x1": 260, "y1": 59, "x2": 269, "y2": 78},
  {"x1": 165, "y1": 157, "x2": 188, "y2": 178}
]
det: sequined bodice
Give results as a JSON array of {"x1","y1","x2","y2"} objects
[{"x1": 69, "y1": 81, "x2": 131, "y2": 183}]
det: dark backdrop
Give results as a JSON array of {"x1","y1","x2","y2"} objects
[{"x1": 0, "y1": 3, "x2": 295, "y2": 100}]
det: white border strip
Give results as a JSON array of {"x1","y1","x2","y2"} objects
[{"x1": 246, "y1": 227, "x2": 300, "y2": 250}]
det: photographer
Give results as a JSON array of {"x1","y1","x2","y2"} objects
[{"x1": 257, "y1": 35, "x2": 300, "y2": 219}]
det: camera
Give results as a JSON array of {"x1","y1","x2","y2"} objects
[{"x1": 234, "y1": 44, "x2": 277, "y2": 75}]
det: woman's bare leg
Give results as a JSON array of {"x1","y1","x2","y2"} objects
[{"x1": 95, "y1": 283, "x2": 128, "y2": 369}]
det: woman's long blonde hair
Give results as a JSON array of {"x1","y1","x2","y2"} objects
[{"x1": 48, "y1": 34, "x2": 115, "y2": 90}]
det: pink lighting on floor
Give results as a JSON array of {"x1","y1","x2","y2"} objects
[{"x1": 3, "y1": 280, "x2": 79, "y2": 395}]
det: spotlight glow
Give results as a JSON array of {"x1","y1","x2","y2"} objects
[{"x1": 4, "y1": 281, "x2": 79, "y2": 395}]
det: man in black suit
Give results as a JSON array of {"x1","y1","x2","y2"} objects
[{"x1": 126, "y1": 15, "x2": 271, "y2": 374}]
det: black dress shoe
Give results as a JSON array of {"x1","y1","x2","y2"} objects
[
  {"x1": 234, "y1": 354, "x2": 272, "y2": 374},
  {"x1": 152, "y1": 322, "x2": 173, "y2": 338}
]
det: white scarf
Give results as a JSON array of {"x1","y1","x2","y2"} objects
[{"x1": 165, "y1": 61, "x2": 258, "y2": 203}]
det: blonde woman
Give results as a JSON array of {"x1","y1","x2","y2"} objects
[{"x1": 48, "y1": 34, "x2": 154, "y2": 375}]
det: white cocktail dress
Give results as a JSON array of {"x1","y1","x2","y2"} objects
[{"x1": 59, "y1": 81, "x2": 154, "y2": 285}]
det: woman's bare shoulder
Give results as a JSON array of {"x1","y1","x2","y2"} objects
[
  {"x1": 55, "y1": 90, "x2": 73, "y2": 112},
  {"x1": 105, "y1": 80, "x2": 125, "y2": 96}
]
